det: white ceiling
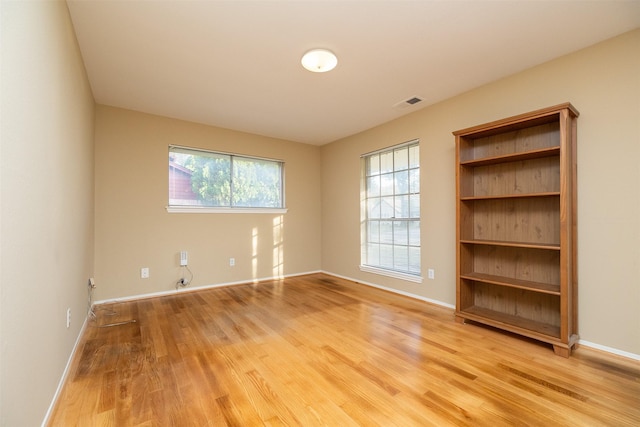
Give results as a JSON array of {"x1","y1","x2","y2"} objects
[{"x1": 66, "y1": 0, "x2": 640, "y2": 145}]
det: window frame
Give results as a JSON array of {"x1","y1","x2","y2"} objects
[
  {"x1": 167, "y1": 145, "x2": 287, "y2": 214},
  {"x1": 359, "y1": 139, "x2": 422, "y2": 283}
]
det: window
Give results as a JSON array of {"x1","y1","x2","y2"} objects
[
  {"x1": 168, "y1": 146, "x2": 285, "y2": 212},
  {"x1": 360, "y1": 140, "x2": 421, "y2": 282}
]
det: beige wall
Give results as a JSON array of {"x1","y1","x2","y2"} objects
[
  {"x1": 0, "y1": 1, "x2": 95, "y2": 425},
  {"x1": 94, "y1": 106, "x2": 322, "y2": 301},
  {"x1": 321, "y1": 29, "x2": 640, "y2": 356}
]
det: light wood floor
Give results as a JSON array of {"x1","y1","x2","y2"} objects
[{"x1": 49, "y1": 273, "x2": 640, "y2": 426}]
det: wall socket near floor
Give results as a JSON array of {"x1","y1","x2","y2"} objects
[
  {"x1": 428, "y1": 269, "x2": 435, "y2": 280},
  {"x1": 141, "y1": 267, "x2": 150, "y2": 279},
  {"x1": 229, "y1": 257, "x2": 235, "y2": 266},
  {"x1": 66, "y1": 308, "x2": 71, "y2": 328}
]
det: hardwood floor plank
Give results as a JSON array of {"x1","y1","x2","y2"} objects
[
  {"x1": 48, "y1": 273, "x2": 640, "y2": 426},
  {"x1": 244, "y1": 369, "x2": 302, "y2": 425}
]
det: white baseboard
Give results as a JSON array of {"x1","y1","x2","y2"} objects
[
  {"x1": 578, "y1": 340, "x2": 640, "y2": 361},
  {"x1": 41, "y1": 313, "x2": 90, "y2": 427},
  {"x1": 320, "y1": 270, "x2": 455, "y2": 309},
  {"x1": 93, "y1": 270, "x2": 323, "y2": 306}
]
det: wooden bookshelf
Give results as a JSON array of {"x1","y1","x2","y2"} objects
[{"x1": 454, "y1": 103, "x2": 579, "y2": 357}]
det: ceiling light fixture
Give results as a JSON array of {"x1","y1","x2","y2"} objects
[{"x1": 301, "y1": 49, "x2": 338, "y2": 73}]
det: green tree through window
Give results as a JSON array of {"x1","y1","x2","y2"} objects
[{"x1": 169, "y1": 146, "x2": 283, "y2": 209}]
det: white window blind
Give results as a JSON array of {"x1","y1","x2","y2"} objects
[{"x1": 360, "y1": 140, "x2": 421, "y2": 281}]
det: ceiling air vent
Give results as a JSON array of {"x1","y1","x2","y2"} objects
[{"x1": 393, "y1": 95, "x2": 423, "y2": 110}]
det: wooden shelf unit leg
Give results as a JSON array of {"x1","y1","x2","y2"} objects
[
  {"x1": 455, "y1": 315, "x2": 466, "y2": 324},
  {"x1": 553, "y1": 344, "x2": 571, "y2": 358}
]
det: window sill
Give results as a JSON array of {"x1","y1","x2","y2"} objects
[
  {"x1": 166, "y1": 206, "x2": 288, "y2": 214},
  {"x1": 359, "y1": 265, "x2": 423, "y2": 283}
]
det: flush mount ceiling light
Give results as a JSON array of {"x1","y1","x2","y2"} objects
[{"x1": 301, "y1": 49, "x2": 338, "y2": 73}]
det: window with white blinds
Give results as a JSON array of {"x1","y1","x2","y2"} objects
[{"x1": 360, "y1": 140, "x2": 421, "y2": 282}]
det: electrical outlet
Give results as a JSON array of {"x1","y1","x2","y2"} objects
[
  {"x1": 229, "y1": 257, "x2": 235, "y2": 266},
  {"x1": 66, "y1": 308, "x2": 71, "y2": 328},
  {"x1": 141, "y1": 267, "x2": 149, "y2": 279},
  {"x1": 428, "y1": 269, "x2": 435, "y2": 280}
]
